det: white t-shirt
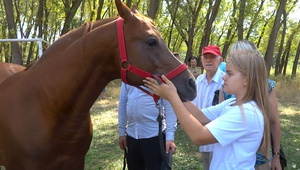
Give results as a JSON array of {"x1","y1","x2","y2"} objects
[
  {"x1": 193, "y1": 68, "x2": 225, "y2": 152},
  {"x1": 202, "y1": 98, "x2": 264, "y2": 170}
]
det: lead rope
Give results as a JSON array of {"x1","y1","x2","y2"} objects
[
  {"x1": 123, "y1": 147, "x2": 127, "y2": 170},
  {"x1": 156, "y1": 99, "x2": 173, "y2": 170}
]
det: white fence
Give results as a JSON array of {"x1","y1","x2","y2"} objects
[{"x1": 0, "y1": 38, "x2": 44, "y2": 58}]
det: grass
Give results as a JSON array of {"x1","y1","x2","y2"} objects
[
  {"x1": 275, "y1": 76, "x2": 300, "y2": 170},
  {"x1": 85, "y1": 77, "x2": 300, "y2": 170}
]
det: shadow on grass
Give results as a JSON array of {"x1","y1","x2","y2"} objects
[
  {"x1": 85, "y1": 98, "x2": 123, "y2": 170},
  {"x1": 280, "y1": 113, "x2": 300, "y2": 169}
]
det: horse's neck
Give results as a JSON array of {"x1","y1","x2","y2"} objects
[
  {"x1": 35, "y1": 17, "x2": 118, "y2": 67},
  {"x1": 27, "y1": 22, "x2": 120, "y2": 114},
  {"x1": 37, "y1": 25, "x2": 91, "y2": 65}
]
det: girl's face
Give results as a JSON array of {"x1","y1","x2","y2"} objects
[{"x1": 222, "y1": 63, "x2": 248, "y2": 98}]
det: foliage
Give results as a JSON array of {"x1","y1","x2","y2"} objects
[{"x1": 0, "y1": 0, "x2": 299, "y2": 75}]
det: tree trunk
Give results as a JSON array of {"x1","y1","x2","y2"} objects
[
  {"x1": 258, "y1": 10, "x2": 276, "y2": 48},
  {"x1": 3, "y1": 0, "x2": 23, "y2": 64},
  {"x1": 61, "y1": 0, "x2": 83, "y2": 35},
  {"x1": 237, "y1": 0, "x2": 246, "y2": 40},
  {"x1": 96, "y1": 0, "x2": 105, "y2": 20},
  {"x1": 279, "y1": 20, "x2": 299, "y2": 74},
  {"x1": 198, "y1": 0, "x2": 221, "y2": 57},
  {"x1": 275, "y1": 11, "x2": 287, "y2": 75},
  {"x1": 186, "y1": 0, "x2": 203, "y2": 64},
  {"x1": 279, "y1": 47, "x2": 287, "y2": 74},
  {"x1": 166, "y1": 0, "x2": 180, "y2": 49},
  {"x1": 222, "y1": 0, "x2": 237, "y2": 60},
  {"x1": 291, "y1": 41, "x2": 300, "y2": 78},
  {"x1": 245, "y1": 0, "x2": 265, "y2": 40},
  {"x1": 148, "y1": 0, "x2": 160, "y2": 20},
  {"x1": 264, "y1": 0, "x2": 286, "y2": 75},
  {"x1": 282, "y1": 41, "x2": 291, "y2": 76},
  {"x1": 196, "y1": 0, "x2": 220, "y2": 71},
  {"x1": 126, "y1": 0, "x2": 132, "y2": 8}
]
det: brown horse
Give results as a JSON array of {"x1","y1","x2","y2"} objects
[
  {"x1": 0, "y1": 18, "x2": 117, "y2": 170},
  {"x1": 0, "y1": 1, "x2": 196, "y2": 170}
]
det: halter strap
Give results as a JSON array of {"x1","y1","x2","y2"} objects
[
  {"x1": 117, "y1": 18, "x2": 154, "y2": 82},
  {"x1": 117, "y1": 17, "x2": 187, "y2": 102}
]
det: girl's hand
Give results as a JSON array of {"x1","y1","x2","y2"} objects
[{"x1": 143, "y1": 75, "x2": 178, "y2": 100}]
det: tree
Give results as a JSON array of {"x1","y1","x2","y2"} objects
[
  {"x1": 0, "y1": 0, "x2": 299, "y2": 80},
  {"x1": 125, "y1": 0, "x2": 132, "y2": 8},
  {"x1": 264, "y1": 0, "x2": 286, "y2": 75},
  {"x1": 96, "y1": 0, "x2": 105, "y2": 20},
  {"x1": 221, "y1": 0, "x2": 237, "y2": 59},
  {"x1": 3, "y1": 0, "x2": 23, "y2": 64},
  {"x1": 237, "y1": 0, "x2": 246, "y2": 40},
  {"x1": 245, "y1": 0, "x2": 265, "y2": 40},
  {"x1": 166, "y1": 0, "x2": 204, "y2": 64},
  {"x1": 278, "y1": 20, "x2": 299, "y2": 75},
  {"x1": 60, "y1": 0, "x2": 83, "y2": 35},
  {"x1": 274, "y1": 10, "x2": 287, "y2": 75},
  {"x1": 148, "y1": 0, "x2": 160, "y2": 19},
  {"x1": 198, "y1": 0, "x2": 221, "y2": 57},
  {"x1": 256, "y1": 9, "x2": 275, "y2": 48},
  {"x1": 291, "y1": 40, "x2": 300, "y2": 78}
]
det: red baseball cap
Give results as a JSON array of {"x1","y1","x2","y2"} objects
[{"x1": 202, "y1": 45, "x2": 222, "y2": 56}]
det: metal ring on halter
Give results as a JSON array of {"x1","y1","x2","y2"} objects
[{"x1": 152, "y1": 74, "x2": 163, "y2": 85}]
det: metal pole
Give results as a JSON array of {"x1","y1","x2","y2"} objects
[
  {"x1": 37, "y1": 40, "x2": 43, "y2": 58},
  {"x1": 0, "y1": 38, "x2": 43, "y2": 42},
  {"x1": 0, "y1": 38, "x2": 45, "y2": 58}
]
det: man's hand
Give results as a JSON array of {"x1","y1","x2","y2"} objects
[
  {"x1": 118, "y1": 136, "x2": 127, "y2": 150},
  {"x1": 165, "y1": 140, "x2": 176, "y2": 154}
]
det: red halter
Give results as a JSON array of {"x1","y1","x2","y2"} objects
[{"x1": 117, "y1": 18, "x2": 188, "y2": 102}]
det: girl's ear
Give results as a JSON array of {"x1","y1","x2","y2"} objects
[{"x1": 243, "y1": 78, "x2": 248, "y2": 87}]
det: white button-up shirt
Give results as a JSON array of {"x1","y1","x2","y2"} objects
[{"x1": 118, "y1": 83, "x2": 177, "y2": 141}]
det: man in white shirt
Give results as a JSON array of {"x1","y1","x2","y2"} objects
[
  {"x1": 118, "y1": 83, "x2": 177, "y2": 169},
  {"x1": 193, "y1": 45, "x2": 225, "y2": 170}
]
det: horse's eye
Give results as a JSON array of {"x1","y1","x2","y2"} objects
[{"x1": 146, "y1": 37, "x2": 157, "y2": 47}]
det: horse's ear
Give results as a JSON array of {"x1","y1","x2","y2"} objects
[
  {"x1": 131, "y1": 5, "x2": 140, "y2": 14},
  {"x1": 115, "y1": 0, "x2": 135, "y2": 21}
]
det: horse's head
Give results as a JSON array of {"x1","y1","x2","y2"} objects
[{"x1": 114, "y1": 0, "x2": 196, "y2": 101}]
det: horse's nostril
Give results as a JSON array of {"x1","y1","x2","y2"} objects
[{"x1": 188, "y1": 78, "x2": 196, "y2": 89}]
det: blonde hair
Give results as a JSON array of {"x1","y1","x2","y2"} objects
[{"x1": 227, "y1": 40, "x2": 271, "y2": 158}]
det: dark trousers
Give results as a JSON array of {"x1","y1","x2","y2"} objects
[{"x1": 126, "y1": 135, "x2": 163, "y2": 170}]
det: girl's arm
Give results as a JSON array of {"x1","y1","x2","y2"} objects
[
  {"x1": 144, "y1": 76, "x2": 216, "y2": 146},
  {"x1": 268, "y1": 89, "x2": 282, "y2": 169}
]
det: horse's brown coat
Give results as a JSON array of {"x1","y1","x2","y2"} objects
[
  {"x1": 0, "y1": 62, "x2": 25, "y2": 83},
  {"x1": 0, "y1": 1, "x2": 196, "y2": 169}
]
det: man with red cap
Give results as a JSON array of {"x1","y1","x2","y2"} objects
[{"x1": 192, "y1": 45, "x2": 225, "y2": 170}]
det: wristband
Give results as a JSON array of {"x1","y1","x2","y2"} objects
[{"x1": 273, "y1": 151, "x2": 280, "y2": 155}]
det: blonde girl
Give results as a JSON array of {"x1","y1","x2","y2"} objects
[{"x1": 144, "y1": 40, "x2": 270, "y2": 170}]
